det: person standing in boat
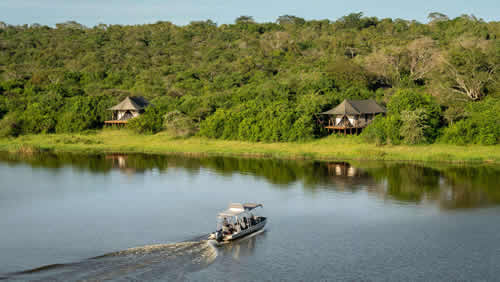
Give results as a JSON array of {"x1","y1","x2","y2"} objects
[{"x1": 222, "y1": 217, "x2": 230, "y2": 234}]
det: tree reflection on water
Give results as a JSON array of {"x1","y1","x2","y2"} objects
[{"x1": 1, "y1": 152, "x2": 499, "y2": 210}]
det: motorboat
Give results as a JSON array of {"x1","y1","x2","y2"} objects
[{"x1": 208, "y1": 203, "x2": 266, "y2": 243}]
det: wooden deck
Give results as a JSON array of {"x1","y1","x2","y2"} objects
[
  {"x1": 324, "y1": 125, "x2": 365, "y2": 130},
  {"x1": 324, "y1": 125, "x2": 363, "y2": 135},
  {"x1": 104, "y1": 120, "x2": 128, "y2": 124}
]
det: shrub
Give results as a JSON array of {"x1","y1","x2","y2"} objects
[
  {"x1": 56, "y1": 96, "x2": 112, "y2": 133},
  {"x1": 387, "y1": 89, "x2": 442, "y2": 141},
  {"x1": 362, "y1": 115, "x2": 402, "y2": 145},
  {"x1": 199, "y1": 109, "x2": 230, "y2": 139},
  {"x1": 400, "y1": 108, "x2": 430, "y2": 144},
  {"x1": 127, "y1": 106, "x2": 164, "y2": 134},
  {"x1": 385, "y1": 115, "x2": 403, "y2": 145},
  {"x1": 440, "y1": 98, "x2": 500, "y2": 145},
  {"x1": 163, "y1": 110, "x2": 198, "y2": 137},
  {"x1": 361, "y1": 116, "x2": 386, "y2": 145},
  {"x1": 21, "y1": 98, "x2": 61, "y2": 134},
  {"x1": 0, "y1": 112, "x2": 22, "y2": 137},
  {"x1": 200, "y1": 98, "x2": 321, "y2": 142},
  {"x1": 0, "y1": 96, "x2": 7, "y2": 120}
]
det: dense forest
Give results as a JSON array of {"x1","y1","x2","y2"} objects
[{"x1": 0, "y1": 13, "x2": 499, "y2": 144}]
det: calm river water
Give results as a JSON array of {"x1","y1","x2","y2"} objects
[{"x1": 0, "y1": 152, "x2": 499, "y2": 281}]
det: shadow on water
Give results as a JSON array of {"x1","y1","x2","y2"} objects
[
  {"x1": 6, "y1": 239, "x2": 217, "y2": 281},
  {"x1": 1, "y1": 151, "x2": 499, "y2": 210}
]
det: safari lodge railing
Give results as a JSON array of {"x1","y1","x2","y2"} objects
[{"x1": 324, "y1": 118, "x2": 369, "y2": 135}]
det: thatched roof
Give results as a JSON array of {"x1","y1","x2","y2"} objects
[
  {"x1": 320, "y1": 99, "x2": 386, "y2": 115},
  {"x1": 109, "y1": 96, "x2": 149, "y2": 111}
]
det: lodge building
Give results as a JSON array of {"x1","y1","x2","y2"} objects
[
  {"x1": 320, "y1": 99, "x2": 386, "y2": 135},
  {"x1": 104, "y1": 96, "x2": 150, "y2": 125}
]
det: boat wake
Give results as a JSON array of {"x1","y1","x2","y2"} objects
[{"x1": 6, "y1": 239, "x2": 217, "y2": 281}]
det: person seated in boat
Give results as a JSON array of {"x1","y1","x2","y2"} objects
[
  {"x1": 239, "y1": 218, "x2": 246, "y2": 230},
  {"x1": 224, "y1": 220, "x2": 237, "y2": 234},
  {"x1": 251, "y1": 214, "x2": 259, "y2": 225},
  {"x1": 249, "y1": 214, "x2": 256, "y2": 225},
  {"x1": 222, "y1": 218, "x2": 231, "y2": 234},
  {"x1": 241, "y1": 217, "x2": 248, "y2": 230}
]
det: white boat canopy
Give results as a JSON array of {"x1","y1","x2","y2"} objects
[{"x1": 218, "y1": 203, "x2": 263, "y2": 217}]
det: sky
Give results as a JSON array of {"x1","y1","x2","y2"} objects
[{"x1": 0, "y1": 0, "x2": 499, "y2": 27}]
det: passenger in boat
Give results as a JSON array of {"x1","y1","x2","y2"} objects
[
  {"x1": 242, "y1": 217, "x2": 248, "y2": 229},
  {"x1": 251, "y1": 214, "x2": 259, "y2": 225},
  {"x1": 222, "y1": 218, "x2": 231, "y2": 234},
  {"x1": 228, "y1": 222, "x2": 236, "y2": 234}
]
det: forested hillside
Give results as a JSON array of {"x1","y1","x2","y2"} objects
[{"x1": 0, "y1": 13, "x2": 499, "y2": 144}]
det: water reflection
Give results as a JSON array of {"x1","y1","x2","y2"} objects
[
  {"x1": 218, "y1": 230, "x2": 266, "y2": 261},
  {"x1": 322, "y1": 162, "x2": 376, "y2": 192},
  {"x1": 363, "y1": 163, "x2": 442, "y2": 203},
  {"x1": 1, "y1": 152, "x2": 499, "y2": 210},
  {"x1": 105, "y1": 154, "x2": 141, "y2": 175}
]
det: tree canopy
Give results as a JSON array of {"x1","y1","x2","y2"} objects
[{"x1": 0, "y1": 14, "x2": 499, "y2": 144}]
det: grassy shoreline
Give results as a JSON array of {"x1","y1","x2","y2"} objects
[{"x1": 0, "y1": 130, "x2": 499, "y2": 163}]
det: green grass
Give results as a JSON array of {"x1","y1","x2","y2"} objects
[{"x1": 0, "y1": 130, "x2": 499, "y2": 163}]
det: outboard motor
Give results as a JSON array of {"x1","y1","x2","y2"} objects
[{"x1": 215, "y1": 230, "x2": 223, "y2": 242}]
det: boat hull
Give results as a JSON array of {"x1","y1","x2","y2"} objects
[
  {"x1": 209, "y1": 219, "x2": 267, "y2": 243},
  {"x1": 226, "y1": 219, "x2": 266, "y2": 241}
]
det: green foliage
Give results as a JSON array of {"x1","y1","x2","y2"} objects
[
  {"x1": 362, "y1": 115, "x2": 402, "y2": 145},
  {"x1": 443, "y1": 103, "x2": 466, "y2": 125},
  {"x1": 325, "y1": 57, "x2": 368, "y2": 89},
  {"x1": 400, "y1": 109, "x2": 430, "y2": 144},
  {"x1": 361, "y1": 116, "x2": 386, "y2": 145},
  {"x1": 20, "y1": 94, "x2": 63, "y2": 134},
  {"x1": 199, "y1": 95, "x2": 325, "y2": 142},
  {"x1": 428, "y1": 12, "x2": 449, "y2": 23},
  {"x1": 235, "y1": 16, "x2": 255, "y2": 24},
  {"x1": 277, "y1": 15, "x2": 306, "y2": 26},
  {"x1": 127, "y1": 106, "x2": 164, "y2": 134},
  {"x1": 0, "y1": 14, "x2": 498, "y2": 144},
  {"x1": 56, "y1": 96, "x2": 112, "y2": 133},
  {"x1": 338, "y1": 12, "x2": 377, "y2": 30},
  {"x1": 440, "y1": 98, "x2": 500, "y2": 145},
  {"x1": 0, "y1": 96, "x2": 7, "y2": 120},
  {"x1": 164, "y1": 110, "x2": 198, "y2": 137},
  {"x1": 387, "y1": 90, "x2": 441, "y2": 141},
  {"x1": 0, "y1": 112, "x2": 22, "y2": 137},
  {"x1": 441, "y1": 45, "x2": 497, "y2": 101}
]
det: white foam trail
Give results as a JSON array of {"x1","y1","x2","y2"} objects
[{"x1": 12, "y1": 240, "x2": 219, "y2": 281}]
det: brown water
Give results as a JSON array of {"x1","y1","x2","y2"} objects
[{"x1": 0, "y1": 152, "x2": 499, "y2": 281}]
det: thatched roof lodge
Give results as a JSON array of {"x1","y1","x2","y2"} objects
[
  {"x1": 320, "y1": 99, "x2": 386, "y2": 134},
  {"x1": 105, "y1": 96, "x2": 150, "y2": 124}
]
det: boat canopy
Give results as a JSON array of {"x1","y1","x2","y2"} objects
[{"x1": 218, "y1": 203, "x2": 263, "y2": 217}]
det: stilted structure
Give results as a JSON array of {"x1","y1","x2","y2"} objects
[
  {"x1": 320, "y1": 99, "x2": 386, "y2": 135},
  {"x1": 105, "y1": 96, "x2": 150, "y2": 125}
]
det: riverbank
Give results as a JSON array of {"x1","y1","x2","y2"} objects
[{"x1": 0, "y1": 130, "x2": 499, "y2": 163}]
